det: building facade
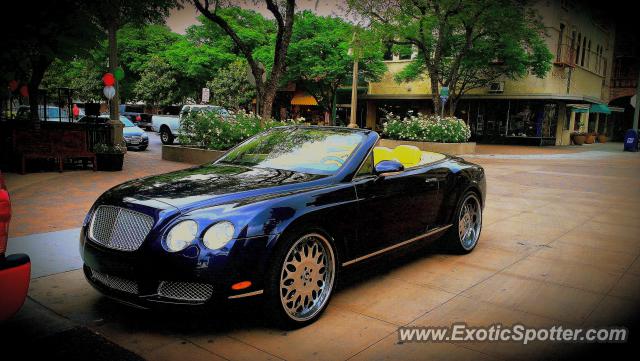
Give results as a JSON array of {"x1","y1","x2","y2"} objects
[{"x1": 360, "y1": 0, "x2": 618, "y2": 145}]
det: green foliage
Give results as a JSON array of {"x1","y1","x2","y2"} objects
[
  {"x1": 178, "y1": 110, "x2": 302, "y2": 150},
  {"x1": 350, "y1": 0, "x2": 553, "y2": 114},
  {"x1": 133, "y1": 56, "x2": 180, "y2": 106},
  {"x1": 383, "y1": 113, "x2": 471, "y2": 143},
  {"x1": 285, "y1": 11, "x2": 386, "y2": 113},
  {"x1": 42, "y1": 57, "x2": 103, "y2": 102},
  {"x1": 206, "y1": 60, "x2": 256, "y2": 110},
  {"x1": 94, "y1": 141, "x2": 127, "y2": 154}
]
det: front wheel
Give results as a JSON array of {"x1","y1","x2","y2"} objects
[
  {"x1": 265, "y1": 230, "x2": 337, "y2": 329},
  {"x1": 160, "y1": 127, "x2": 174, "y2": 145},
  {"x1": 443, "y1": 191, "x2": 482, "y2": 254}
]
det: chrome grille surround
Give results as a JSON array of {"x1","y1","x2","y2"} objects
[
  {"x1": 157, "y1": 281, "x2": 214, "y2": 302},
  {"x1": 90, "y1": 269, "x2": 139, "y2": 295},
  {"x1": 89, "y1": 205, "x2": 154, "y2": 251}
]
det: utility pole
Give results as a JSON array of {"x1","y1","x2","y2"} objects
[{"x1": 348, "y1": 33, "x2": 359, "y2": 129}]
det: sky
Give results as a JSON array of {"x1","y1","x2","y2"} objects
[{"x1": 166, "y1": 0, "x2": 351, "y2": 34}]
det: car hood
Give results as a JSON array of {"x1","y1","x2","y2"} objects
[{"x1": 104, "y1": 163, "x2": 327, "y2": 212}]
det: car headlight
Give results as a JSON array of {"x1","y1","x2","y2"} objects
[
  {"x1": 141, "y1": 133, "x2": 148, "y2": 138},
  {"x1": 165, "y1": 220, "x2": 198, "y2": 252},
  {"x1": 203, "y1": 221, "x2": 235, "y2": 250}
]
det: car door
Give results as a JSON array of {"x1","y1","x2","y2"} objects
[{"x1": 351, "y1": 157, "x2": 444, "y2": 259}]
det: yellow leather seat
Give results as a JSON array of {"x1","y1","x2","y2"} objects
[
  {"x1": 392, "y1": 145, "x2": 422, "y2": 168},
  {"x1": 373, "y1": 147, "x2": 395, "y2": 164}
]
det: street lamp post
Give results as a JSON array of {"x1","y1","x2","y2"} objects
[
  {"x1": 348, "y1": 58, "x2": 359, "y2": 128},
  {"x1": 348, "y1": 33, "x2": 359, "y2": 129}
]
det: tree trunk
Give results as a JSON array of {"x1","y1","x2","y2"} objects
[
  {"x1": 107, "y1": 21, "x2": 124, "y2": 146},
  {"x1": 28, "y1": 56, "x2": 51, "y2": 126},
  {"x1": 260, "y1": 85, "x2": 276, "y2": 121},
  {"x1": 430, "y1": 76, "x2": 441, "y2": 116},
  {"x1": 108, "y1": 22, "x2": 120, "y2": 120}
]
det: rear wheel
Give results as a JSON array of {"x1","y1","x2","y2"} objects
[
  {"x1": 443, "y1": 191, "x2": 482, "y2": 254},
  {"x1": 265, "y1": 230, "x2": 336, "y2": 328},
  {"x1": 160, "y1": 127, "x2": 174, "y2": 145}
]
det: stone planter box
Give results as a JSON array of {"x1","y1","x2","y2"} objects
[
  {"x1": 378, "y1": 138, "x2": 476, "y2": 155},
  {"x1": 162, "y1": 145, "x2": 226, "y2": 164}
]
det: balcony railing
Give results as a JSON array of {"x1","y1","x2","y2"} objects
[
  {"x1": 611, "y1": 78, "x2": 638, "y2": 88},
  {"x1": 554, "y1": 43, "x2": 607, "y2": 76}
]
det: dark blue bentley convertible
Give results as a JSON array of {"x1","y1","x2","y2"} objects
[{"x1": 80, "y1": 126, "x2": 485, "y2": 327}]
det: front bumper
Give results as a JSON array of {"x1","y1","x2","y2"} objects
[{"x1": 80, "y1": 227, "x2": 276, "y2": 309}]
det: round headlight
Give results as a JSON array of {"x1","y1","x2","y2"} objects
[
  {"x1": 165, "y1": 220, "x2": 198, "y2": 252},
  {"x1": 203, "y1": 221, "x2": 235, "y2": 250}
]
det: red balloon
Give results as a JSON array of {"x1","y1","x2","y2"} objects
[
  {"x1": 8, "y1": 80, "x2": 18, "y2": 92},
  {"x1": 72, "y1": 104, "x2": 80, "y2": 117},
  {"x1": 102, "y1": 73, "x2": 115, "y2": 86},
  {"x1": 19, "y1": 85, "x2": 28, "y2": 98}
]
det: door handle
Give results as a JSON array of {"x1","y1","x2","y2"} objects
[{"x1": 425, "y1": 178, "x2": 439, "y2": 189}]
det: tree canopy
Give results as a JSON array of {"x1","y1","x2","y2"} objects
[
  {"x1": 285, "y1": 11, "x2": 386, "y2": 115},
  {"x1": 348, "y1": 0, "x2": 553, "y2": 114}
]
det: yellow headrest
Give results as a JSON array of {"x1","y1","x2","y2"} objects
[
  {"x1": 392, "y1": 145, "x2": 422, "y2": 167},
  {"x1": 373, "y1": 147, "x2": 395, "y2": 164}
]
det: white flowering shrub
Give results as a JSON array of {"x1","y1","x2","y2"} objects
[
  {"x1": 178, "y1": 110, "x2": 304, "y2": 150},
  {"x1": 383, "y1": 113, "x2": 471, "y2": 143}
]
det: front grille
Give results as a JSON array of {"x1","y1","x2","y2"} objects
[
  {"x1": 91, "y1": 269, "x2": 139, "y2": 294},
  {"x1": 157, "y1": 281, "x2": 213, "y2": 302},
  {"x1": 89, "y1": 205, "x2": 154, "y2": 251}
]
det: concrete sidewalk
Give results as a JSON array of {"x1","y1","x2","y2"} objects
[{"x1": 3, "y1": 141, "x2": 640, "y2": 360}]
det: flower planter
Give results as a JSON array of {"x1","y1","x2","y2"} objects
[
  {"x1": 162, "y1": 145, "x2": 226, "y2": 164},
  {"x1": 584, "y1": 134, "x2": 596, "y2": 144},
  {"x1": 96, "y1": 153, "x2": 124, "y2": 171},
  {"x1": 572, "y1": 134, "x2": 586, "y2": 145},
  {"x1": 597, "y1": 134, "x2": 608, "y2": 143},
  {"x1": 378, "y1": 139, "x2": 476, "y2": 155}
]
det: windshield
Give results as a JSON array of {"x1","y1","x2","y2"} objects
[
  {"x1": 217, "y1": 127, "x2": 364, "y2": 175},
  {"x1": 120, "y1": 116, "x2": 135, "y2": 127}
]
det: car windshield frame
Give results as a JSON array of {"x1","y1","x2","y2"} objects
[{"x1": 216, "y1": 127, "x2": 366, "y2": 176}]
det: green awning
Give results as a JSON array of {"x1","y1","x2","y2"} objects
[
  {"x1": 590, "y1": 103, "x2": 611, "y2": 114},
  {"x1": 568, "y1": 104, "x2": 590, "y2": 113}
]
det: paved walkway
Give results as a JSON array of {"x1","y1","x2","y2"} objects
[{"x1": 3, "y1": 139, "x2": 640, "y2": 360}]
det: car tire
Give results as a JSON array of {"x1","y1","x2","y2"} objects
[
  {"x1": 442, "y1": 191, "x2": 482, "y2": 254},
  {"x1": 138, "y1": 146, "x2": 148, "y2": 151},
  {"x1": 160, "y1": 127, "x2": 174, "y2": 145},
  {"x1": 264, "y1": 227, "x2": 337, "y2": 329}
]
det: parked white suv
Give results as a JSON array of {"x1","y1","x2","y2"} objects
[{"x1": 152, "y1": 104, "x2": 230, "y2": 144}]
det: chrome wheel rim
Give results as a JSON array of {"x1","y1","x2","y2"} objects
[
  {"x1": 459, "y1": 194, "x2": 482, "y2": 250},
  {"x1": 161, "y1": 131, "x2": 169, "y2": 142},
  {"x1": 279, "y1": 233, "x2": 335, "y2": 322}
]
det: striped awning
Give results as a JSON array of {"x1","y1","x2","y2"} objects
[{"x1": 291, "y1": 91, "x2": 318, "y2": 106}]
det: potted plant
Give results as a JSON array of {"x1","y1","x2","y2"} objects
[
  {"x1": 571, "y1": 132, "x2": 586, "y2": 145},
  {"x1": 597, "y1": 133, "x2": 608, "y2": 143},
  {"x1": 94, "y1": 141, "x2": 126, "y2": 171},
  {"x1": 585, "y1": 132, "x2": 596, "y2": 144}
]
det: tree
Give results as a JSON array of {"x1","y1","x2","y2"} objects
[
  {"x1": 41, "y1": 57, "x2": 104, "y2": 102},
  {"x1": 285, "y1": 11, "x2": 386, "y2": 120},
  {"x1": 133, "y1": 56, "x2": 181, "y2": 107},
  {"x1": 194, "y1": 0, "x2": 296, "y2": 122},
  {"x1": 206, "y1": 59, "x2": 256, "y2": 110},
  {"x1": 87, "y1": 0, "x2": 181, "y2": 121},
  {"x1": 0, "y1": 0, "x2": 101, "y2": 122},
  {"x1": 349, "y1": 0, "x2": 553, "y2": 115}
]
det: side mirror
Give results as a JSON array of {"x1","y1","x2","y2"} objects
[{"x1": 374, "y1": 160, "x2": 404, "y2": 177}]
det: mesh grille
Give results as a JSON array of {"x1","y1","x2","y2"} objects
[
  {"x1": 157, "y1": 281, "x2": 213, "y2": 302},
  {"x1": 89, "y1": 205, "x2": 154, "y2": 251},
  {"x1": 91, "y1": 269, "x2": 139, "y2": 294}
]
